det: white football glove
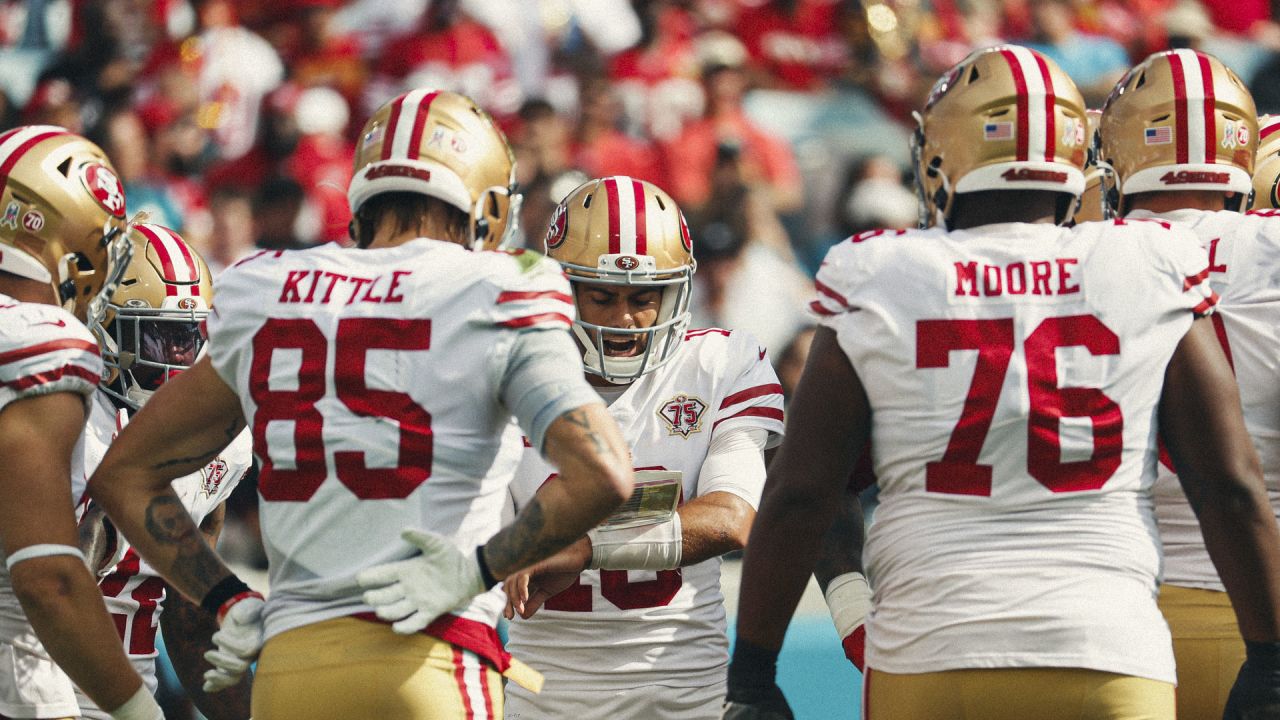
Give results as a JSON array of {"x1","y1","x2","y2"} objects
[
  {"x1": 203, "y1": 592, "x2": 265, "y2": 692},
  {"x1": 356, "y1": 529, "x2": 487, "y2": 635}
]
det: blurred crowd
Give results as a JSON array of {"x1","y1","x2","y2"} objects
[{"x1": 2, "y1": 2, "x2": 1276, "y2": 712}]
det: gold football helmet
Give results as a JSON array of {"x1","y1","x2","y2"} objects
[
  {"x1": 91, "y1": 223, "x2": 211, "y2": 409},
  {"x1": 545, "y1": 176, "x2": 694, "y2": 383},
  {"x1": 913, "y1": 45, "x2": 1087, "y2": 228},
  {"x1": 0, "y1": 125, "x2": 132, "y2": 321},
  {"x1": 1075, "y1": 109, "x2": 1111, "y2": 222},
  {"x1": 1252, "y1": 115, "x2": 1280, "y2": 210},
  {"x1": 348, "y1": 90, "x2": 522, "y2": 251},
  {"x1": 1100, "y1": 49, "x2": 1256, "y2": 211}
]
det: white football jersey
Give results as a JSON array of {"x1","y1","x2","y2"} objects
[
  {"x1": 205, "y1": 240, "x2": 584, "y2": 650},
  {"x1": 71, "y1": 391, "x2": 250, "y2": 710},
  {"x1": 0, "y1": 296, "x2": 101, "y2": 717},
  {"x1": 501, "y1": 328, "x2": 784, "y2": 693},
  {"x1": 1141, "y1": 208, "x2": 1280, "y2": 591},
  {"x1": 813, "y1": 221, "x2": 1216, "y2": 683}
]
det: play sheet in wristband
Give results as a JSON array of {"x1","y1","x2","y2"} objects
[{"x1": 598, "y1": 470, "x2": 682, "y2": 530}]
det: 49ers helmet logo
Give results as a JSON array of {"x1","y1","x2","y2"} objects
[
  {"x1": 544, "y1": 203, "x2": 568, "y2": 250},
  {"x1": 81, "y1": 163, "x2": 126, "y2": 218}
]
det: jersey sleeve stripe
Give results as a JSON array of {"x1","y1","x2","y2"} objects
[
  {"x1": 814, "y1": 279, "x2": 850, "y2": 308},
  {"x1": 495, "y1": 312, "x2": 573, "y2": 329},
  {"x1": 809, "y1": 300, "x2": 838, "y2": 317},
  {"x1": 712, "y1": 406, "x2": 784, "y2": 431},
  {"x1": 3, "y1": 363, "x2": 100, "y2": 391},
  {"x1": 720, "y1": 383, "x2": 784, "y2": 410},
  {"x1": 1193, "y1": 292, "x2": 1220, "y2": 316},
  {"x1": 495, "y1": 290, "x2": 574, "y2": 305},
  {"x1": 1182, "y1": 267, "x2": 1210, "y2": 291},
  {"x1": 0, "y1": 338, "x2": 98, "y2": 366}
]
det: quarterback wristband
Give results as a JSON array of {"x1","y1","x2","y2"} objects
[
  {"x1": 587, "y1": 514, "x2": 682, "y2": 571},
  {"x1": 200, "y1": 575, "x2": 252, "y2": 618}
]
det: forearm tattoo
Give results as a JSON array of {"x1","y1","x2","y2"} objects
[
  {"x1": 564, "y1": 408, "x2": 608, "y2": 456},
  {"x1": 144, "y1": 494, "x2": 227, "y2": 597},
  {"x1": 151, "y1": 417, "x2": 244, "y2": 472},
  {"x1": 484, "y1": 497, "x2": 576, "y2": 578}
]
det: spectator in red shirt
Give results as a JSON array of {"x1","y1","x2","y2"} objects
[
  {"x1": 730, "y1": 0, "x2": 849, "y2": 90},
  {"x1": 573, "y1": 78, "x2": 667, "y2": 188},
  {"x1": 662, "y1": 37, "x2": 804, "y2": 214}
]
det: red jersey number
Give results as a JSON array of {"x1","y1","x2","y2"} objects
[
  {"x1": 252, "y1": 317, "x2": 433, "y2": 501},
  {"x1": 917, "y1": 314, "x2": 1123, "y2": 496}
]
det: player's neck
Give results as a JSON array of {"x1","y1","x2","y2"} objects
[
  {"x1": 367, "y1": 216, "x2": 467, "y2": 250},
  {"x1": 1124, "y1": 190, "x2": 1234, "y2": 215},
  {"x1": 948, "y1": 190, "x2": 1061, "y2": 229},
  {"x1": 0, "y1": 272, "x2": 57, "y2": 307}
]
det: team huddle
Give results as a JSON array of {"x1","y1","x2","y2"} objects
[{"x1": 0, "y1": 43, "x2": 1277, "y2": 720}]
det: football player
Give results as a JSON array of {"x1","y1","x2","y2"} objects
[
  {"x1": 724, "y1": 45, "x2": 1280, "y2": 720},
  {"x1": 495, "y1": 176, "x2": 784, "y2": 719},
  {"x1": 85, "y1": 90, "x2": 633, "y2": 720},
  {"x1": 0, "y1": 127, "x2": 164, "y2": 719},
  {"x1": 1254, "y1": 114, "x2": 1280, "y2": 211},
  {"x1": 74, "y1": 224, "x2": 253, "y2": 720},
  {"x1": 1101, "y1": 49, "x2": 1280, "y2": 720}
]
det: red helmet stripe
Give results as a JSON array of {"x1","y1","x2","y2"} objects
[
  {"x1": 1168, "y1": 52, "x2": 1190, "y2": 164},
  {"x1": 1262, "y1": 119, "x2": 1280, "y2": 141},
  {"x1": 406, "y1": 91, "x2": 440, "y2": 157},
  {"x1": 632, "y1": 179, "x2": 647, "y2": 255},
  {"x1": 1033, "y1": 52, "x2": 1056, "y2": 162},
  {"x1": 999, "y1": 49, "x2": 1030, "y2": 161},
  {"x1": 0, "y1": 126, "x2": 71, "y2": 197},
  {"x1": 381, "y1": 94, "x2": 409, "y2": 161},
  {"x1": 604, "y1": 177, "x2": 621, "y2": 254},
  {"x1": 1197, "y1": 52, "x2": 1216, "y2": 163},
  {"x1": 137, "y1": 225, "x2": 199, "y2": 296}
]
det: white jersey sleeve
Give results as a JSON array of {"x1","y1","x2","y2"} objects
[
  {"x1": 705, "y1": 328, "x2": 785, "y2": 447},
  {"x1": 811, "y1": 220, "x2": 1211, "y2": 683},
  {"x1": 0, "y1": 299, "x2": 100, "y2": 412}
]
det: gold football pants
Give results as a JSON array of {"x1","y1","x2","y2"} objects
[{"x1": 1158, "y1": 583, "x2": 1245, "y2": 720}]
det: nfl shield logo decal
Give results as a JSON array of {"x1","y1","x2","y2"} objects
[{"x1": 657, "y1": 394, "x2": 707, "y2": 438}]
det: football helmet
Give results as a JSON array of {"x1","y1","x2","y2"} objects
[
  {"x1": 0, "y1": 125, "x2": 132, "y2": 321},
  {"x1": 1252, "y1": 115, "x2": 1280, "y2": 210},
  {"x1": 1100, "y1": 49, "x2": 1256, "y2": 211},
  {"x1": 1075, "y1": 109, "x2": 1111, "y2": 222},
  {"x1": 348, "y1": 90, "x2": 522, "y2": 251},
  {"x1": 913, "y1": 45, "x2": 1087, "y2": 228},
  {"x1": 545, "y1": 176, "x2": 694, "y2": 384},
  {"x1": 91, "y1": 223, "x2": 211, "y2": 409}
]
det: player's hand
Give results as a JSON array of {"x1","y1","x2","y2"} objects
[
  {"x1": 203, "y1": 592, "x2": 264, "y2": 693},
  {"x1": 1224, "y1": 641, "x2": 1280, "y2": 719},
  {"x1": 725, "y1": 640, "x2": 794, "y2": 719},
  {"x1": 356, "y1": 529, "x2": 486, "y2": 634},
  {"x1": 504, "y1": 538, "x2": 590, "y2": 619}
]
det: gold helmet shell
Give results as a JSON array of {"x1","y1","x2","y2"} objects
[
  {"x1": 545, "y1": 176, "x2": 694, "y2": 383},
  {"x1": 0, "y1": 126, "x2": 131, "y2": 321},
  {"x1": 348, "y1": 90, "x2": 521, "y2": 251},
  {"x1": 1100, "y1": 49, "x2": 1256, "y2": 209},
  {"x1": 1252, "y1": 115, "x2": 1280, "y2": 210},
  {"x1": 913, "y1": 45, "x2": 1087, "y2": 228},
  {"x1": 91, "y1": 223, "x2": 212, "y2": 409}
]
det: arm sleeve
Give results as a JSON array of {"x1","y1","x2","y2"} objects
[
  {"x1": 0, "y1": 305, "x2": 101, "y2": 412},
  {"x1": 498, "y1": 328, "x2": 601, "y2": 454},
  {"x1": 698, "y1": 425, "x2": 769, "y2": 509},
  {"x1": 484, "y1": 251, "x2": 576, "y2": 333},
  {"x1": 712, "y1": 331, "x2": 785, "y2": 445}
]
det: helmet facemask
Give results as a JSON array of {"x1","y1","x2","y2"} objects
[{"x1": 99, "y1": 304, "x2": 206, "y2": 409}]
